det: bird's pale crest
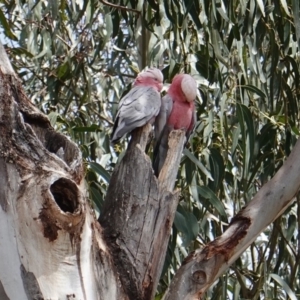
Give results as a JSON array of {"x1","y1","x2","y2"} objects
[
  {"x1": 181, "y1": 75, "x2": 197, "y2": 102},
  {"x1": 138, "y1": 68, "x2": 164, "y2": 83}
]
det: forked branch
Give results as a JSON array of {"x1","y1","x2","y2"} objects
[{"x1": 99, "y1": 126, "x2": 185, "y2": 300}]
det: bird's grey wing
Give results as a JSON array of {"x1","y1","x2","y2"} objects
[
  {"x1": 111, "y1": 86, "x2": 161, "y2": 143},
  {"x1": 154, "y1": 94, "x2": 173, "y2": 145}
]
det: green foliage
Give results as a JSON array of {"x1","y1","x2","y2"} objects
[{"x1": 1, "y1": 0, "x2": 300, "y2": 298}]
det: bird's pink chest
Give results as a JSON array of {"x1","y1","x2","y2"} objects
[{"x1": 167, "y1": 101, "x2": 194, "y2": 129}]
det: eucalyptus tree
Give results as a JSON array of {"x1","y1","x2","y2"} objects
[{"x1": 0, "y1": 0, "x2": 299, "y2": 299}]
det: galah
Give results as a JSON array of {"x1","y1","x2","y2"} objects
[
  {"x1": 153, "y1": 74, "x2": 197, "y2": 176},
  {"x1": 111, "y1": 68, "x2": 164, "y2": 144}
]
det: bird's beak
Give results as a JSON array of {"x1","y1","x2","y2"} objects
[{"x1": 158, "y1": 82, "x2": 163, "y2": 91}]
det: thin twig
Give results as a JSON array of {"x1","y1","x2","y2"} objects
[{"x1": 99, "y1": 0, "x2": 141, "y2": 14}]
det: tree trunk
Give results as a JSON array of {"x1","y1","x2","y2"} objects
[
  {"x1": 0, "y1": 43, "x2": 125, "y2": 299},
  {"x1": 99, "y1": 126, "x2": 185, "y2": 300},
  {"x1": 0, "y1": 43, "x2": 185, "y2": 300}
]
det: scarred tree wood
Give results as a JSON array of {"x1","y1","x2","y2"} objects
[
  {"x1": 100, "y1": 126, "x2": 186, "y2": 300},
  {"x1": 0, "y1": 44, "x2": 125, "y2": 300}
]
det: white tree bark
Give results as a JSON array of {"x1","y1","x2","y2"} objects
[{"x1": 0, "y1": 43, "x2": 124, "y2": 300}]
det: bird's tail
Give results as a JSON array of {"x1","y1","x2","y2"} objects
[{"x1": 152, "y1": 126, "x2": 171, "y2": 176}]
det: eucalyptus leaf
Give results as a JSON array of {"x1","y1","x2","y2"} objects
[
  {"x1": 270, "y1": 274, "x2": 298, "y2": 300},
  {"x1": 197, "y1": 186, "x2": 228, "y2": 222},
  {"x1": 88, "y1": 162, "x2": 111, "y2": 183}
]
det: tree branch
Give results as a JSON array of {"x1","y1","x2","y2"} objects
[
  {"x1": 99, "y1": 0, "x2": 141, "y2": 14},
  {"x1": 163, "y1": 137, "x2": 300, "y2": 299}
]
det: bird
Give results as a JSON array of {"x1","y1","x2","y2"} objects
[
  {"x1": 111, "y1": 68, "x2": 164, "y2": 144},
  {"x1": 153, "y1": 74, "x2": 197, "y2": 176}
]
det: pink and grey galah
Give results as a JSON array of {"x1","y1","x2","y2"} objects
[
  {"x1": 153, "y1": 74, "x2": 197, "y2": 176},
  {"x1": 111, "y1": 68, "x2": 164, "y2": 144}
]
